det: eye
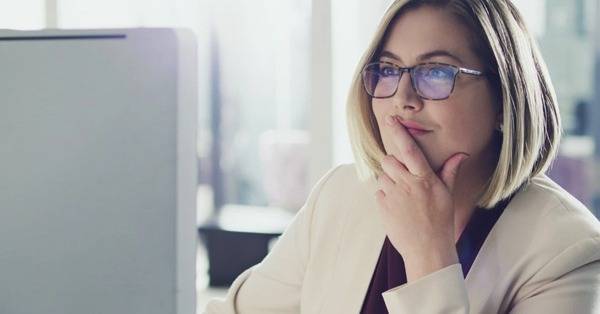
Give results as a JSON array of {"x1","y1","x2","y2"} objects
[
  {"x1": 380, "y1": 65, "x2": 399, "y2": 77},
  {"x1": 426, "y1": 66, "x2": 454, "y2": 80}
]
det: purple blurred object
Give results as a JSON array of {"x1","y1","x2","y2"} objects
[
  {"x1": 259, "y1": 130, "x2": 310, "y2": 212},
  {"x1": 546, "y1": 136, "x2": 595, "y2": 208}
]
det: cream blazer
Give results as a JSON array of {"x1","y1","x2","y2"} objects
[{"x1": 204, "y1": 164, "x2": 600, "y2": 313}]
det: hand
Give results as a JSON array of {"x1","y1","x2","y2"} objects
[{"x1": 375, "y1": 115, "x2": 470, "y2": 281}]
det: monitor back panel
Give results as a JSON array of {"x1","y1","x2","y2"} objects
[{"x1": 0, "y1": 28, "x2": 197, "y2": 314}]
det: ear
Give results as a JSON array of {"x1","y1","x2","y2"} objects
[
  {"x1": 495, "y1": 111, "x2": 503, "y2": 128},
  {"x1": 495, "y1": 104, "x2": 504, "y2": 128}
]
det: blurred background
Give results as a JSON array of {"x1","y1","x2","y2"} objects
[{"x1": 3, "y1": 0, "x2": 599, "y2": 312}]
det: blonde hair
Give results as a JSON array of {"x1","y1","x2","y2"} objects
[{"x1": 346, "y1": 0, "x2": 562, "y2": 208}]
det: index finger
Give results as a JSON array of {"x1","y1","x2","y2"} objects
[{"x1": 385, "y1": 115, "x2": 434, "y2": 179}]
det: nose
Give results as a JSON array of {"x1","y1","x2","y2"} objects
[{"x1": 393, "y1": 71, "x2": 424, "y2": 112}]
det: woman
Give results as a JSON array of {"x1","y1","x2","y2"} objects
[{"x1": 205, "y1": 0, "x2": 600, "y2": 313}]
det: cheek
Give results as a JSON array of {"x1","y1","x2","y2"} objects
[
  {"x1": 438, "y1": 106, "x2": 497, "y2": 153},
  {"x1": 371, "y1": 100, "x2": 388, "y2": 124},
  {"x1": 446, "y1": 84, "x2": 500, "y2": 147},
  {"x1": 421, "y1": 104, "x2": 497, "y2": 171},
  {"x1": 371, "y1": 100, "x2": 393, "y2": 145}
]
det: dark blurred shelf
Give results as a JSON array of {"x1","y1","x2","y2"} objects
[{"x1": 197, "y1": 204, "x2": 295, "y2": 287}]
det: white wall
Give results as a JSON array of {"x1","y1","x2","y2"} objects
[{"x1": 331, "y1": 0, "x2": 392, "y2": 166}]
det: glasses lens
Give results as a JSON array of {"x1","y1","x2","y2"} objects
[
  {"x1": 362, "y1": 63, "x2": 400, "y2": 98},
  {"x1": 413, "y1": 64, "x2": 457, "y2": 100}
]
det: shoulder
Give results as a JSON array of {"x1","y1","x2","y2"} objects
[
  {"x1": 310, "y1": 163, "x2": 376, "y2": 209},
  {"x1": 518, "y1": 174, "x2": 600, "y2": 240},
  {"x1": 305, "y1": 162, "x2": 378, "y2": 232},
  {"x1": 317, "y1": 163, "x2": 364, "y2": 187},
  {"x1": 496, "y1": 174, "x2": 600, "y2": 289}
]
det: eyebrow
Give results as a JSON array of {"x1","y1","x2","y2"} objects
[{"x1": 379, "y1": 49, "x2": 464, "y2": 64}]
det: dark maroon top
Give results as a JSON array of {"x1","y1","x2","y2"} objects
[{"x1": 360, "y1": 195, "x2": 515, "y2": 314}]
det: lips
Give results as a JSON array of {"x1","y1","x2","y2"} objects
[
  {"x1": 393, "y1": 116, "x2": 432, "y2": 135},
  {"x1": 405, "y1": 128, "x2": 430, "y2": 136},
  {"x1": 398, "y1": 120, "x2": 429, "y2": 131}
]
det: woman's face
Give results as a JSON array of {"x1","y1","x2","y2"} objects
[{"x1": 371, "y1": 5, "x2": 501, "y2": 173}]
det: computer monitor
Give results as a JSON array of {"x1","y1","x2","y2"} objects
[{"x1": 0, "y1": 28, "x2": 197, "y2": 314}]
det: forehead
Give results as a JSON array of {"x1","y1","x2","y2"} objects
[{"x1": 381, "y1": 5, "x2": 480, "y2": 66}]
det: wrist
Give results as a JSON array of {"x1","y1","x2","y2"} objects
[{"x1": 403, "y1": 245, "x2": 459, "y2": 282}]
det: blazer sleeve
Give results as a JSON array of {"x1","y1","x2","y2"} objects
[
  {"x1": 381, "y1": 263, "x2": 470, "y2": 313},
  {"x1": 508, "y1": 236, "x2": 600, "y2": 314},
  {"x1": 380, "y1": 237, "x2": 600, "y2": 314},
  {"x1": 202, "y1": 165, "x2": 342, "y2": 314}
]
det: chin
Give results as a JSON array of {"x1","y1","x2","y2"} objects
[
  {"x1": 421, "y1": 150, "x2": 449, "y2": 173},
  {"x1": 426, "y1": 156, "x2": 443, "y2": 173}
]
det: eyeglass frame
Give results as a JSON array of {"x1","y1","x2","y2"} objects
[{"x1": 361, "y1": 60, "x2": 488, "y2": 101}]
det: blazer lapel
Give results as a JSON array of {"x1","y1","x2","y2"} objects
[
  {"x1": 319, "y1": 180, "x2": 387, "y2": 314},
  {"x1": 464, "y1": 223, "x2": 502, "y2": 312},
  {"x1": 464, "y1": 186, "x2": 529, "y2": 312}
]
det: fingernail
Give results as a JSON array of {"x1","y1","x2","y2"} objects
[{"x1": 386, "y1": 115, "x2": 395, "y2": 125}]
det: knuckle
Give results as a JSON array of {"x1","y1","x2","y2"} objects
[
  {"x1": 403, "y1": 143, "x2": 419, "y2": 156},
  {"x1": 415, "y1": 175, "x2": 434, "y2": 189},
  {"x1": 375, "y1": 189, "x2": 386, "y2": 201},
  {"x1": 382, "y1": 155, "x2": 399, "y2": 170},
  {"x1": 381, "y1": 155, "x2": 392, "y2": 165},
  {"x1": 378, "y1": 173, "x2": 391, "y2": 185},
  {"x1": 377, "y1": 174, "x2": 385, "y2": 185}
]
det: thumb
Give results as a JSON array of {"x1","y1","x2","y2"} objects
[{"x1": 439, "y1": 153, "x2": 470, "y2": 192}]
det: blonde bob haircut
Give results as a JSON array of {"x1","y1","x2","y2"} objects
[{"x1": 347, "y1": 0, "x2": 562, "y2": 208}]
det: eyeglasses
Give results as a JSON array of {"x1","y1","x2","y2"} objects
[{"x1": 361, "y1": 61, "x2": 486, "y2": 100}]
